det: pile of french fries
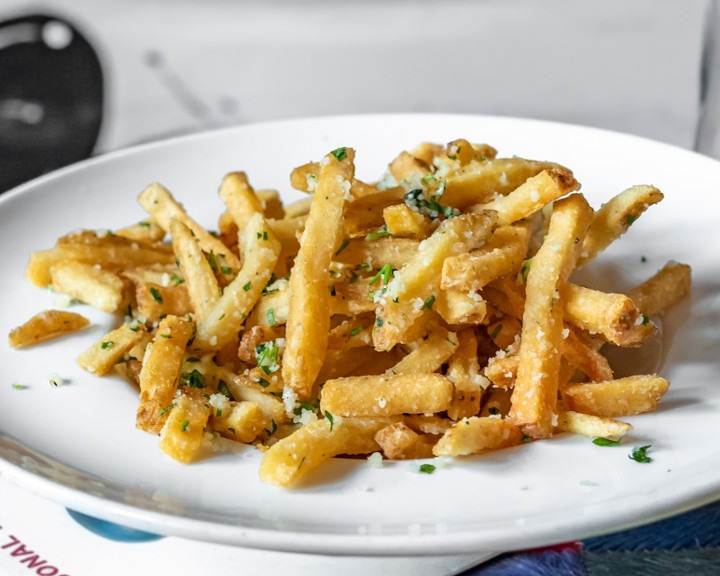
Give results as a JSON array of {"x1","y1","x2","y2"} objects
[{"x1": 9, "y1": 139, "x2": 691, "y2": 488}]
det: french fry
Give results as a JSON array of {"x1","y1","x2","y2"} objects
[
  {"x1": 509, "y1": 193, "x2": 593, "y2": 438},
  {"x1": 169, "y1": 219, "x2": 221, "y2": 323},
  {"x1": 475, "y1": 167, "x2": 579, "y2": 226},
  {"x1": 136, "y1": 315, "x2": 195, "y2": 434},
  {"x1": 441, "y1": 158, "x2": 559, "y2": 208},
  {"x1": 209, "y1": 397, "x2": 267, "y2": 443},
  {"x1": 259, "y1": 416, "x2": 389, "y2": 487},
  {"x1": 386, "y1": 327, "x2": 458, "y2": 375},
  {"x1": 343, "y1": 187, "x2": 405, "y2": 236},
  {"x1": 138, "y1": 182, "x2": 241, "y2": 270},
  {"x1": 562, "y1": 374, "x2": 670, "y2": 417},
  {"x1": 628, "y1": 261, "x2": 692, "y2": 317},
  {"x1": 76, "y1": 323, "x2": 147, "y2": 375},
  {"x1": 26, "y1": 235, "x2": 175, "y2": 287},
  {"x1": 433, "y1": 289, "x2": 487, "y2": 325},
  {"x1": 432, "y1": 416, "x2": 522, "y2": 456},
  {"x1": 441, "y1": 223, "x2": 530, "y2": 291},
  {"x1": 562, "y1": 283, "x2": 655, "y2": 347},
  {"x1": 374, "y1": 421, "x2": 434, "y2": 459},
  {"x1": 579, "y1": 185, "x2": 663, "y2": 266},
  {"x1": 8, "y1": 310, "x2": 89, "y2": 348},
  {"x1": 49, "y1": 260, "x2": 128, "y2": 313},
  {"x1": 334, "y1": 236, "x2": 420, "y2": 270},
  {"x1": 282, "y1": 149, "x2": 355, "y2": 399},
  {"x1": 383, "y1": 203, "x2": 432, "y2": 238},
  {"x1": 159, "y1": 390, "x2": 212, "y2": 464},
  {"x1": 446, "y1": 329, "x2": 484, "y2": 420},
  {"x1": 218, "y1": 171, "x2": 264, "y2": 231},
  {"x1": 194, "y1": 213, "x2": 280, "y2": 350},
  {"x1": 556, "y1": 410, "x2": 632, "y2": 440},
  {"x1": 320, "y1": 373, "x2": 453, "y2": 417}
]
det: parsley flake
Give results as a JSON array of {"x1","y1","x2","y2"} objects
[
  {"x1": 331, "y1": 147, "x2": 348, "y2": 161},
  {"x1": 180, "y1": 419, "x2": 190, "y2": 432},
  {"x1": 101, "y1": 341, "x2": 114, "y2": 349},
  {"x1": 593, "y1": 437, "x2": 621, "y2": 447},
  {"x1": 629, "y1": 445, "x2": 653, "y2": 463},
  {"x1": 149, "y1": 287, "x2": 163, "y2": 303},
  {"x1": 324, "y1": 410, "x2": 334, "y2": 431},
  {"x1": 365, "y1": 225, "x2": 390, "y2": 241},
  {"x1": 243, "y1": 281, "x2": 252, "y2": 292},
  {"x1": 419, "y1": 463, "x2": 436, "y2": 474}
]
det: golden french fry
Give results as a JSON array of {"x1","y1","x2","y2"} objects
[
  {"x1": 476, "y1": 167, "x2": 579, "y2": 226},
  {"x1": 209, "y1": 397, "x2": 267, "y2": 443},
  {"x1": 383, "y1": 203, "x2": 432, "y2": 238},
  {"x1": 446, "y1": 329, "x2": 485, "y2": 421},
  {"x1": 115, "y1": 219, "x2": 166, "y2": 243},
  {"x1": 26, "y1": 235, "x2": 174, "y2": 287},
  {"x1": 76, "y1": 323, "x2": 147, "y2": 375},
  {"x1": 320, "y1": 373, "x2": 453, "y2": 417},
  {"x1": 282, "y1": 148, "x2": 355, "y2": 399},
  {"x1": 133, "y1": 279, "x2": 192, "y2": 324},
  {"x1": 138, "y1": 182, "x2": 241, "y2": 270},
  {"x1": 509, "y1": 193, "x2": 593, "y2": 438},
  {"x1": 8, "y1": 310, "x2": 89, "y2": 348},
  {"x1": 194, "y1": 213, "x2": 280, "y2": 350},
  {"x1": 386, "y1": 327, "x2": 458, "y2": 375},
  {"x1": 562, "y1": 374, "x2": 670, "y2": 417},
  {"x1": 432, "y1": 416, "x2": 522, "y2": 456},
  {"x1": 259, "y1": 416, "x2": 388, "y2": 487},
  {"x1": 334, "y1": 236, "x2": 420, "y2": 270},
  {"x1": 374, "y1": 421, "x2": 434, "y2": 459},
  {"x1": 136, "y1": 315, "x2": 195, "y2": 434},
  {"x1": 579, "y1": 185, "x2": 663, "y2": 266},
  {"x1": 628, "y1": 261, "x2": 692, "y2": 317},
  {"x1": 562, "y1": 283, "x2": 655, "y2": 347},
  {"x1": 556, "y1": 410, "x2": 632, "y2": 439},
  {"x1": 442, "y1": 158, "x2": 559, "y2": 208},
  {"x1": 169, "y1": 219, "x2": 221, "y2": 323},
  {"x1": 159, "y1": 390, "x2": 212, "y2": 463},
  {"x1": 560, "y1": 326, "x2": 614, "y2": 383},
  {"x1": 343, "y1": 187, "x2": 405, "y2": 236},
  {"x1": 218, "y1": 171, "x2": 264, "y2": 231},
  {"x1": 441, "y1": 223, "x2": 531, "y2": 291},
  {"x1": 433, "y1": 289, "x2": 487, "y2": 325}
]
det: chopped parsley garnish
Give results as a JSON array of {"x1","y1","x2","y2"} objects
[
  {"x1": 334, "y1": 238, "x2": 350, "y2": 256},
  {"x1": 489, "y1": 324, "x2": 502, "y2": 340},
  {"x1": 101, "y1": 341, "x2": 114, "y2": 349},
  {"x1": 170, "y1": 272, "x2": 184, "y2": 286},
  {"x1": 355, "y1": 262, "x2": 371, "y2": 270},
  {"x1": 365, "y1": 225, "x2": 390, "y2": 241},
  {"x1": 294, "y1": 400, "x2": 317, "y2": 417},
  {"x1": 375, "y1": 317, "x2": 384, "y2": 328},
  {"x1": 149, "y1": 287, "x2": 163, "y2": 303},
  {"x1": 629, "y1": 445, "x2": 652, "y2": 463},
  {"x1": 267, "y1": 308, "x2": 276, "y2": 325},
  {"x1": 593, "y1": 437, "x2": 621, "y2": 447},
  {"x1": 421, "y1": 173, "x2": 436, "y2": 185},
  {"x1": 520, "y1": 259, "x2": 533, "y2": 282},
  {"x1": 324, "y1": 410, "x2": 334, "y2": 431},
  {"x1": 243, "y1": 281, "x2": 252, "y2": 292},
  {"x1": 157, "y1": 404, "x2": 175, "y2": 417},
  {"x1": 255, "y1": 377, "x2": 271, "y2": 388},
  {"x1": 180, "y1": 369, "x2": 205, "y2": 389},
  {"x1": 185, "y1": 357, "x2": 200, "y2": 363},
  {"x1": 179, "y1": 419, "x2": 190, "y2": 432},
  {"x1": 265, "y1": 419, "x2": 278, "y2": 436},
  {"x1": 419, "y1": 463, "x2": 436, "y2": 474},
  {"x1": 422, "y1": 295, "x2": 435, "y2": 310},
  {"x1": 369, "y1": 263, "x2": 394, "y2": 286},
  {"x1": 207, "y1": 251, "x2": 218, "y2": 271},
  {"x1": 349, "y1": 326, "x2": 362, "y2": 337},
  {"x1": 640, "y1": 255, "x2": 648, "y2": 263},
  {"x1": 256, "y1": 231, "x2": 269, "y2": 240},
  {"x1": 138, "y1": 220, "x2": 151, "y2": 227},
  {"x1": 218, "y1": 380, "x2": 235, "y2": 400},
  {"x1": 11, "y1": 382, "x2": 26, "y2": 390},
  {"x1": 626, "y1": 214, "x2": 637, "y2": 226},
  {"x1": 331, "y1": 147, "x2": 348, "y2": 161},
  {"x1": 641, "y1": 314, "x2": 650, "y2": 325},
  {"x1": 403, "y1": 188, "x2": 457, "y2": 219},
  {"x1": 255, "y1": 341, "x2": 280, "y2": 374},
  {"x1": 221, "y1": 266, "x2": 232, "y2": 275}
]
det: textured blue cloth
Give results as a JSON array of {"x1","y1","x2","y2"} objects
[{"x1": 465, "y1": 500, "x2": 720, "y2": 575}]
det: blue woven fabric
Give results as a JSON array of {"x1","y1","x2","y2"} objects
[{"x1": 465, "y1": 500, "x2": 720, "y2": 575}]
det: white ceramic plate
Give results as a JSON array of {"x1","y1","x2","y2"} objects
[{"x1": 1, "y1": 114, "x2": 719, "y2": 556}]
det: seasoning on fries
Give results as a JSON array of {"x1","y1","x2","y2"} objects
[{"x1": 10, "y1": 139, "x2": 691, "y2": 488}]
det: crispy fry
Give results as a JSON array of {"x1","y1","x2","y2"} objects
[
  {"x1": 282, "y1": 149, "x2": 355, "y2": 399},
  {"x1": 628, "y1": 261, "x2": 692, "y2": 317},
  {"x1": 562, "y1": 374, "x2": 670, "y2": 417},
  {"x1": 509, "y1": 193, "x2": 593, "y2": 438},
  {"x1": 579, "y1": 185, "x2": 663, "y2": 266},
  {"x1": 76, "y1": 323, "x2": 147, "y2": 375},
  {"x1": 9, "y1": 310, "x2": 89, "y2": 348},
  {"x1": 432, "y1": 417, "x2": 522, "y2": 456}
]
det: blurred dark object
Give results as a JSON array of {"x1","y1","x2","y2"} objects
[{"x1": 0, "y1": 14, "x2": 103, "y2": 193}]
